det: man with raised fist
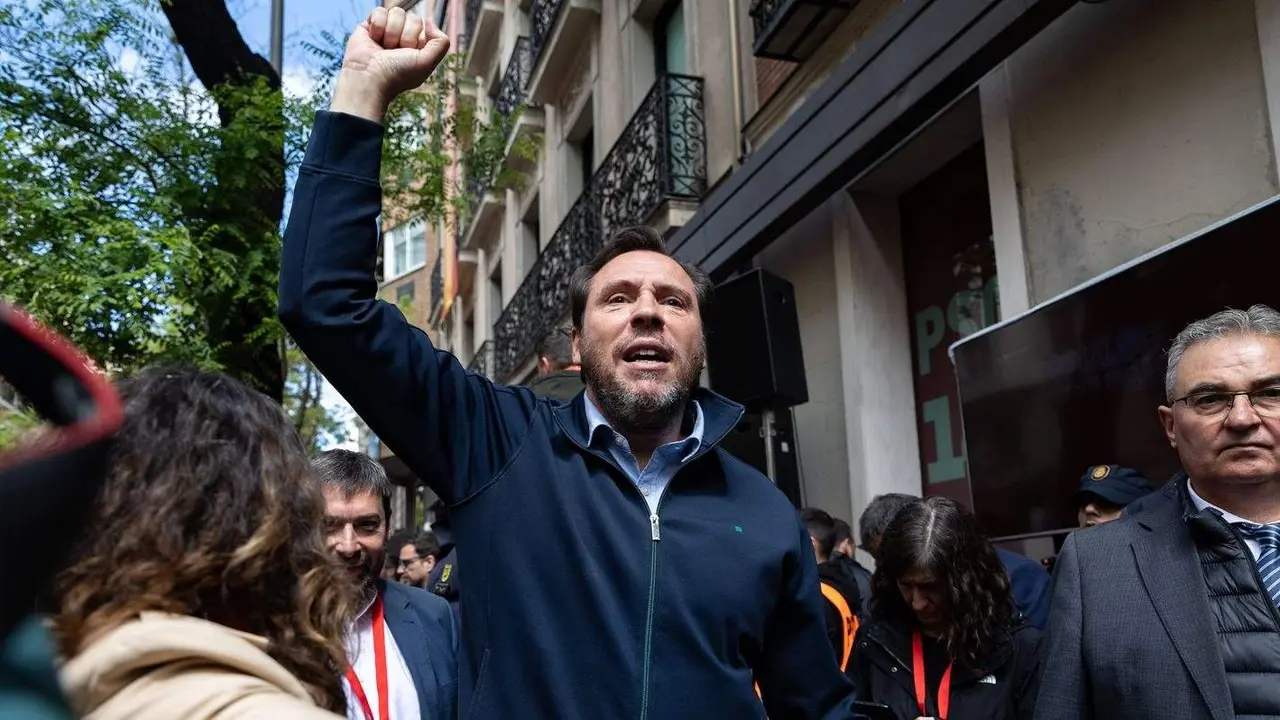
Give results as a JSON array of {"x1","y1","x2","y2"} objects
[{"x1": 280, "y1": 7, "x2": 861, "y2": 720}]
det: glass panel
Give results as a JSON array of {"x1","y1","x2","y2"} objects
[
  {"x1": 393, "y1": 226, "x2": 409, "y2": 277},
  {"x1": 663, "y1": 2, "x2": 686, "y2": 75},
  {"x1": 409, "y1": 218, "x2": 427, "y2": 269}
]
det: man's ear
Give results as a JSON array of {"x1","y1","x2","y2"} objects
[
  {"x1": 1158, "y1": 405, "x2": 1177, "y2": 448},
  {"x1": 571, "y1": 328, "x2": 582, "y2": 366}
]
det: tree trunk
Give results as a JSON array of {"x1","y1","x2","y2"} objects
[{"x1": 161, "y1": 0, "x2": 286, "y2": 401}]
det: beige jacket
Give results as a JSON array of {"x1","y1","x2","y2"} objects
[{"x1": 60, "y1": 612, "x2": 343, "y2": 720}]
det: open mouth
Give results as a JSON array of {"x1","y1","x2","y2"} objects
[{"x1": 622, "y1": 343, "x2": 672, "y2": 369}]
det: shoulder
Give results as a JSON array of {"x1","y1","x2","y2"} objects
[
  {"x1": 996, "y1": 548, "x2": 1048, "y2": 577},
  {"x1": 384, "y1": 582, "x2": 452, "y2": 621}
]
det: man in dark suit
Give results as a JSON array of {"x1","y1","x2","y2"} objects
[
  {"x1": 1037, "y1": 306, "x2": 1280, "y2": 719},
  {"x1": 314, "y1": 450, "x2": 458, "y2": 720}
]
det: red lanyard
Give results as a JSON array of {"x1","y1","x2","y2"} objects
[
  {"x1": 913, "y1": 631, "x2": 953, "y2": 720},
  {"x1": 345, "y1": 594, "x2": 389, "y2": 720}
]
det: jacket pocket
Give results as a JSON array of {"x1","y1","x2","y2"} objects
[{"x1": 465, "y1": 648, "x2": 491, "y2": 720}]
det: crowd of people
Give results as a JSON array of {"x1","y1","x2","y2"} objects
[{"x1": 6, "y1": 6, "x2": 1280, "y2": 720}]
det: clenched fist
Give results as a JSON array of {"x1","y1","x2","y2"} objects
[{"x1": 331, "y1": 6, "x2": 451, "y2": 122}]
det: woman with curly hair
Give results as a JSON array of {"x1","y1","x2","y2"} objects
[
  {"x1": 851, "y1": 496, "x2": 1041, "y2": 720},
  {"x1": 51, "y1": 368, "x2": 357, "y2": 719}
]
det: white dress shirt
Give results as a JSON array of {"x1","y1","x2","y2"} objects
[
  {"x1": 342, "y1": 589, "x2": 421, "y2": 720},
  {"x1": 1187, "y1": 479, "x2": 1263, "y2": 561}
]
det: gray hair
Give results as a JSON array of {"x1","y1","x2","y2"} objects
[
  {"x1": 1165, "y1": 305, "x2": 1280, "y2": 402},
  {"x1": 857, "y1": 493, "x2": 922, "y2": 552},
  {"x1": 312, "y1": 448, "x2": 393, "y2": 521}
]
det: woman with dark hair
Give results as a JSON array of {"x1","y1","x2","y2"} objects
[
  {"x1": 852, "y1": 496, "x2": 1040, "y2": 720},
  {"x1": 51, "y1": 368, "x2": 356, "y2": 719}
]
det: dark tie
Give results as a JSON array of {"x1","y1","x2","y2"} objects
[{"x1": 1234, "y1": 522, "x2": 1280, "y2": 609}]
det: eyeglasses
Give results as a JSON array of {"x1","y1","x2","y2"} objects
[
  {"x1": 397, "y1": 556, "x2": 423, "y2": 568},
  {"x1": 1172, "y1": 386, "x2": 1280, "y2": 417}
]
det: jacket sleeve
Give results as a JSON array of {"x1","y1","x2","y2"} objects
[
  {"x1": 1015, "y1": 630, "x2": 1043, "y2": 720},
  {"x1": 1033, "y1": 532, "x2": 1092, "y2": 720},
  {"x1": 278, "y1": 111, "x2": 537, "y2": 505},
  {"x1": 756, "y1": 519, "x2": 857, "y2": 719},
  {"x1": 1014, "y1": 562, "x2": 1052, "y2": 631}
]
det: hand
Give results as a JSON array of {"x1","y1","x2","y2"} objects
[{"x1": 331, "y1": 6, "x2": 450, "y2": 122}]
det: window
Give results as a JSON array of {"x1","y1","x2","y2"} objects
[
  {"x1": 488, "y1": 262, "x2": 503, "y2": 328},
  {"x1": 384, "y1": 217, "x2": 427, "y2": 280},
  {"x1": 396, "y1": 283, "x2": 415, "y2": 302},
  {"x1": 655, "y1": 1, "x2": 686, "y2": 75}
]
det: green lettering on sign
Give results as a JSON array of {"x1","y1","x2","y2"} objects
[{"x1": 921, "y1": 395, "x2": 966, "y2": 484}]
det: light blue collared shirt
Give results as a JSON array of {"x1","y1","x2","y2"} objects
[{"x1": 583, "y1": 394, "x2": 705, "y2": 514}]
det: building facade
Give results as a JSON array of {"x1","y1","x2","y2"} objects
[{"x1": 375, "y1": 0, "x2": 1280, "y2": 558}]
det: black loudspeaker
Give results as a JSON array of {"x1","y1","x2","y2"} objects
[
  {"x1": 717, "y1": 409, "x2": 803, "y2": 508},
  {"x1": 705, "y1": 269, "x2": 809, "y2": 410}
]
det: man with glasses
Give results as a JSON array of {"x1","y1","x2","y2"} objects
[
  {"x1": 1038, "y1": 305, "x2": 1280, "y2": 719},
  {"x1": 397, "y1": 532, "x2": 441, "y2": 588}
]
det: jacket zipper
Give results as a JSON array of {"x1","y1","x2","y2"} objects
[
  {"x1": 1219, "y1": 518, "x2": 1280, "y2": 629},
  {"x1": 550, "y1": 403, "x2": 743, "y2": 720},
  {"x1": 639, "y1": 509, "x2": 661, "y2": 720}
]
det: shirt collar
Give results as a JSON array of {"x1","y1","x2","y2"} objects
[
  {"x1": 583, "y1": 393, "x2": 705, "y2": 456},
  {"x1": 1187, "y1": 478, "x2": 1255, "y2": 526},
  {"x1": 353, "y1": 584, "x2": 379, "y2": 622}
]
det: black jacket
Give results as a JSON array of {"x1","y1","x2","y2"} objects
[
  {"x1": 852, "y1": 615, "x2": 1040, "y2": 720},
  {"x1": 828, "y1": 554, "x2": 873, "y2": 617},
  {"x1": 817, "y1": 560, "x2": 863, "y2": 678}
]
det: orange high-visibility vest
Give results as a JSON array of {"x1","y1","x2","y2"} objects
[{"x1": 754, "y1": 580, "x2": 860, "y2": 702}]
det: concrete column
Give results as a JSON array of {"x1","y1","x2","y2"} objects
[
  {"x1": 979, "y1": 63, "x2": 1032, "y2": 318},
  {"x1": 1256, "y1": 0, "x2": 1280, "y2": 185},
  {"x1": 832, "y1": 191, "x2": 923, "y2": 563}
]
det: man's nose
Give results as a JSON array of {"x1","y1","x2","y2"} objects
[
  {"x1": 911, "y1": 591, "x2": 929, "y2": 612},
  {"x1": 332, "y1": 525, "x2": 359, "y2": 554},
  {"x1": 1224, "y1": 393, "x2": 1264, "y2": 429},
  {"x1": 629, "y1": 292, "x2": 661, "y2": 327}
]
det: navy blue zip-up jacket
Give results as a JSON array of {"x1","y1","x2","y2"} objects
[{"x1": 279, "y1": 111, "x2": 860, "y2": 720}]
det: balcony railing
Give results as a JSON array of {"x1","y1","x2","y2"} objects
[
  {"x1": 490, "y1": 73, "x2": 706, "y2": 380},
  {"x1": 468, "y1": 339, "x2": 496, "y2": 378},
  {"x1": 495, "y1": 37, "x2": 532, "y2": 119},
  {"x1": 529, "y1": 0, "x2": 563, "y2": 72},
  {"x1": 750, "y1": 0, "x2": 859, "y2": 62},
  {"x1": 465, "y1": 0, "x2": 482, "y2": 49},
  {"x1": 596, "y1": 74, "x2": 706, "y2": 237}
]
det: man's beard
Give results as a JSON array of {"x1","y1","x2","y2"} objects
[
  {"x1": 337, "y1": 549, "x2": 382, "y2": 596},
  {"x1": 580, "y1": 332, "x2": 704, "y2": 435}
]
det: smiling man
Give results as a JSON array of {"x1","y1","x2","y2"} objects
[
  {"x1": 278, "y1": 8, "x2": 857, "y2": 720},
  {"x1": 1038, "y1": 305, "x2": 1280, "y2": 719},
  {"x1": 313, "y1": 450, "x2": 458, "y2": 720}
]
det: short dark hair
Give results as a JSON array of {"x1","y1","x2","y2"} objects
[
  {"x1": 832, "y1": 517, "x2": 854, "y2": 547},
  {"x1": 312, "y1": 449, "x2": 393, "y2": 523},
  {"x1": 799, "y1": 507, "x2": 838, "y2": 560},
  {"x1": 385, "y1": 528, "x2": 414, "y2": 568},
  {"x1": 405, "y1": 531, "x2": 441, "y2": 561},
  {"x1": 858, "y1": 493, "x2": 921, "y2": 551},
  {"x1": 568, "y1": 225, "x2": 714, "y2": 331},
  {"x1": 536, "y1": 326, "x2": 575, "y2": 369}
]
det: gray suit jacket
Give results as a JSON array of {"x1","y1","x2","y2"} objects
[{"x1": 1035, "y1": 479, "x2": 1233, "y2": 720}]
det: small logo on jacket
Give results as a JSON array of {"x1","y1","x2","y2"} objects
[
  {"x1": 979, "y1": 674, "x2": 997, "y2": 685},
  {"x1": 733, "y1": 525, "x2": 743, "y2": 533}
]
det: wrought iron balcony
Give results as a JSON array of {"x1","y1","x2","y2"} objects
[
  {"x1": 529, "y1": 0, "x2": 561, "y2": 72},
  {"x1": 527, "y1": 0, "x2": 600, "y2": 104},
  {"x1": 468, "y1": 339, "x2": 496, "y2": 379},
  {"x1": 750, "y1": 0, "x2": 859, "y2": 62},
  {"x1": 463, "y1": 0, "x2": 504, "y2": 78},
  {"x1": 495, "y1": 37, "x2": 532, "y2": 119},
  {"x1": 596, "y1": 74, "x2": 706, "y2": 237},
  {"x1": 492, "y1": 189, "x2": 600, "y2": 380},
  {"x1": 490, "y1": 73, "x2": 706, "y2": 380}
]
